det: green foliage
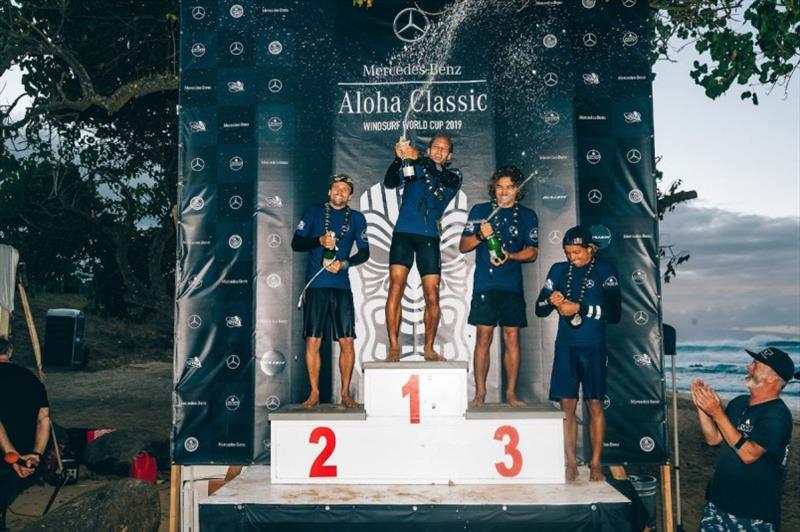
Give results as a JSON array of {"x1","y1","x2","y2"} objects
[{"x1": 653, "y1": 0, "x2": 800, "y2": 104}]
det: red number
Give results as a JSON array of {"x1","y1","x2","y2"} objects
[
  {"x1": 308, "y1": 426, "x2": 337, "y2": 477},
  {"x1": 494, "y1": 425, "x2": 522, "y2": 477},
  {"x1": 402, "y1": 374, "x2": 420, "y2": 424}
]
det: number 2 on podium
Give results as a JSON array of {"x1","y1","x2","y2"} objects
[
  {"x1": 402, "y1": 374, "x2": 420, "y2": 424},
  {"x1": 309, "y1": 426, "x2": 337, "y2": 477}
]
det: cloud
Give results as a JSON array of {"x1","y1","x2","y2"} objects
[{"x1": 659, "y1": 204, "x2": 800, "y2": 340}]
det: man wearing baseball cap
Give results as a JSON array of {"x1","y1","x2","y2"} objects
[
  {"x1": 692, "y1": 347, "x2": 798, "y2": 531},
  {"x1": 535, "y1": 225, "x2": 621, "y2": 481}
]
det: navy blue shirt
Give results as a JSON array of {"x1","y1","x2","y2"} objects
[
  {"x1": 707, "y1": 395, "x2": 792, "y2": 526},
  {"x1": 535, "y1": 259, "x2": 621, "y2": 346},
  {"x1": 462, "y1": 202, "x2": 538, "y2": 293},
  {"x1": 384, "y1": 157, "x2": 462, "y2": 238},
  {"x1": 293, "y1": 203, "x2": 369, "y2": 290}
]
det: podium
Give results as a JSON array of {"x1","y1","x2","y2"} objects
[{"x1": 269, "y1": 361, "x2": 566, "y2": 484}]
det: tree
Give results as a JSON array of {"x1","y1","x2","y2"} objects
[{"x1": 1, "y1": 1, "x2": 179, "y2": 321}]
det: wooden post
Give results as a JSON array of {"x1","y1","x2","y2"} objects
[
  {"x1": 661, "y1": 464, "x2": 674, "y2": 532},
  {"x1": 169, "y1": 464, "x2": 181, "y2": 532},
  {"x1": 17, "y1": 283, "x2": 44, "y2": 379}
]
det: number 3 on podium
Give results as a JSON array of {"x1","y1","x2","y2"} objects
[{"x1": 494, "y1": 425, "x2": 522, "y2": 477}]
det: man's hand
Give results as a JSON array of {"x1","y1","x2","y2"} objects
[
  {"x1": 395, "y1": 140, "x2": 419, "y2": 160},
  {"x1": 319, "y1": 232, "x2": 336, "y2": 250},
  {"x1": 548, "y1": 291, "x2": 565, "y2": 307},
  {"x1": 557, "y1": 300, "x2": 580, "y2": 316},
  {"x1": 490, "y1": 250, "x2": 508, "y2": 267},
  {"x1": 691, "y1": 379, "x2": 723, "y2": 418},
  {"x1": 11, "y1": 454, "x2": 39, "y2": 478},
  {"x1": 325, "y1": 260, "x2": 346, "y2": 274},
  {"x1": 479, "y1": 222, "x2": 493, "y2": 240}
]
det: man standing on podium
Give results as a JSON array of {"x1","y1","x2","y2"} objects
[
  {"x1": 459, "y1": 166, "x2": 538, "y2": 408},
  {"x1": 535, "y1": 226, "x2": 621, "y2": 481},
  {"x1": 383, "y1": 133, "x2": 462, "y2": 362},
  {"x1": 292, "y1": 174, "x2": 370, "y2": 408}
]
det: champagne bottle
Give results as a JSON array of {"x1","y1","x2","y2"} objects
[
  {"x1": 399, "y1": 135, "x2": 415, "y2": 178},
  {"x1": 485, "y1": 233, "x2": 505, "y2": 261},
  {"x1": 322, "y1": 231, "x2": 336, "y2": 264}
]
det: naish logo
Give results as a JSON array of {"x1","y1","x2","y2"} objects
[
  {"x1": 624, "y1": 111, "x2": 642, "y2": 124},
  {"x1": 583, "y1": 73, "x2": 600, "y2": 85}
]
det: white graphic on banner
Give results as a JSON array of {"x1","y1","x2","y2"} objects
[
  {"x1": 352, "y1": 186, "x2": 472, "y2": 365},
  {"x1": 393, "y1": 8, "x2": 430, "y2": 43}
]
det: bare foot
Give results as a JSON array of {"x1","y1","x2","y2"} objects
[
  {"x1": 385, "y1": 348, "x2": 401, "y2": 362},
  {"x1": 341, "y1": 395, "x2": 358, "y2": 408},
  {"x1": 301, "y1": 391, "x2": 320, "y2": 409},
  {"x1": 589, "y1": 464, "x2": 604, "y2": 482},
  {"x1": 469, "y1": 394, "x2": 485, "y2": 408},
  {"x1": 565, "y1": 463, "x2": 579, "y2": 482},
  {"x1": 506, "y1": 393, "x2": 527, "y2": 408},
  {"x1": 423, "y1": 350, "x2": 446, "y2": 362}
]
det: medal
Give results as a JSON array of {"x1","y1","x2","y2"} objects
[
  {"x1": 570, "y1": 314, "x2": 583, "y2": 327},
  {"x1": 565, "y1": 258, "x2": 595, "y2": 328}
]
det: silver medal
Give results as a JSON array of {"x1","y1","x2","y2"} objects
[{"x1": 570, "y1": 314, "x2": 583, "y2": 327}]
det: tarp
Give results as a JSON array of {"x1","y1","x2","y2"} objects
[{"x1": 0, "y1": 244, "x2": 19, "y2": 312}]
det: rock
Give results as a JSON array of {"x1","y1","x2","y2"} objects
[
  {"x1": 83, "y1": 429, "x2": 169, "y2": 475},
  {"x1": 19, "y1": 478, "x2": 159, "y2": 532}
]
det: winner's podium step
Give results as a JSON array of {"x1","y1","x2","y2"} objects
[{"x1": 269, "y1": 402, "x2": 565, "y2": 485}]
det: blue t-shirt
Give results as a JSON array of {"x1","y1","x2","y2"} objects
[
  {"x1": 385, "y1": 157, "x2": 462, "y2": 238},
  {"x1": 293, "y1": 203, "x2": 369, "y2": 290},
  {"x1": 538, "y1": 260, "x2": 620, "y2": 346},
  {"x1": 462, "y1": 202, "x2": 538, "y2": 293}
]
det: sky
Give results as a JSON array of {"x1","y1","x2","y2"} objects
[{"x1": 652, "y1": 56, "x2": 800, "y2": 341}]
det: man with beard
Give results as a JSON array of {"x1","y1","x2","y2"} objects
[
  {"x1": 459, "y1": 166, "x2": 538, "y2": 407},
  {"x1": 535, "y1": 226, "x2": 621, "y2": 481},
  {"x1": 292, "y1": 175, "x2": 370, "y2": 408},
  {"x1": 383, "y1": 133, "x2": 462, "y2": 362},
  {"x1": 692, "y1": 347, "x2": 797, "y2": 532}
]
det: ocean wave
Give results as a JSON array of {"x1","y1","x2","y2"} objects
[
  {"x1": 676, "y1": 363, "x2": 743, "y2": 375},
  {"x1": 678, "y1": 335, "x2": 800, "y2": 352}
]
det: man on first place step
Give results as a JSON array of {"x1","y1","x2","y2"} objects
[
  {"x1": 459, "y1": 165, "x2": 538, "y2": 408},
  {"x1": 383, "y1": 133, "x2": 462, "y2": 362},
  {"x1": 292, "y1": 174, "x2": 370, "y2": 408}
]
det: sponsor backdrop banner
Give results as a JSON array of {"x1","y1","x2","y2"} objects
[{"x1": 174, "y1": 0, "x2": 667, "y2": 465}]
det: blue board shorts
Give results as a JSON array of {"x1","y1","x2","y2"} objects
[{"x1": 548, "y1": 344, "x2": 606, "y2": 401}]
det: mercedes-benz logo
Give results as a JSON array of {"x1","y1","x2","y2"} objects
[
  {"x1": 226, "y1": 354, "x2": 241, "y2": 370},
  {"x1": 626, "y1": 149, "x2": 642, "y2": 164},
  {"x1": 229, "y1": 156, "x2": 243, "y2": 171},
  {"x1": 228, "y1": 235, "x2": 243, "y2": 249},
  {"x1": 228, "y1": 195, "x2": 243, "y2": 210},
  {"x1": 583, "y1": 0, "x2": 597, "y2": 7},
  {"x1": 268, "y1": 116, "x2": 283, "y2": 131},
  {"x1": 267, "y1": 79, "x2": 283, "y2": 94},
  {"x1": 631, "y1": 270, "x2": 646, "y2": 284},
  {"x1": 393, "y1": 7, "x2": 430, "y2": 43},
  {"x1": 225, "y1": 395, "x2": 241, "y2": 411},
  {"x1": 191, "y1": 43, "x2": 206, "y2": 57},
  {"x1": 267, "y1": 273, "x2": 281, "y2": 288},
  {"x1": 266, "y1": 395, "x2": 281, "y2": 411},
  {"x1": 229, "y1": 41, "x2": 244, "y2": 56},
  {"x1": 622, "y1": 0, "x2": 637, "y2": 7},
  {"x1": 267, "y1": 234, "x2": 282, "y2": 248},
  {"x1": 633, "y1": 310, "x2": 649, "y2": 325},
  {"x1": 548, "y1": 230, "x2": 562, "y2": 244},
  {"x1": 543, "y1": 111, "x2": 560, "y2": 126},
  {"x1": 190, "y1": 158, "x2": 205, "y2": 172},
  {"x1": 184, "y1": 437, "x2": 199, "y2": 452},
  {"x1": 602, "y1": 395, "x2": 611, "y2": 409},
  {"x1": 191, "y1": 6, "x2": 205, "y2": 20},
  {"x1": 622, "y1": 31, "x2": 639, "y2": 46},
  {"x1": 543, "y1": 72, "x2": 558, "y2": 87},
  {"x1": 588, "y1": 189, "x2": 603, "y2": 204},
  {"x1": 268, "y1": 41, "x2": 283, "y2": 55},
  {"x1": 189, "y1": 196, "x2": 205, "y2": 211},
  {"x1": 583, "y1": 32, "x2": 598, "y2": 47},
  {"x1": 586, "y1": 149, "x2": 601, "y2": 164},
  {"x1": 230, "y1": 4, "x2": 243, "y2": 18},
  {"x1": 640, "y1": 436, "x2": 655, "y2": 453},
  {"x1": 629, "y1": 189, "x2": 644, "y2": 203},
  {"x1": 187, "y1": 314, "x2": 202, "y2": 329},
  {"x1": 543, "y1": 34, "x2": 557, "y2": 48}
]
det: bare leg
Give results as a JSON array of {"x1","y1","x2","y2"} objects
[
  {"x1": 421, "y1": 274, "x2": 444, "y2": 360},
  {"x1": 302, "y1": 337, "x2": 323, "y2": 408},
  {"x1": 502, "y1": 327, "x2": 526, "y2": 407},
  {"x1": 386, "y1": 265, "x2": 410, "y2": 361},
  {"x1": 586, "y1": 399, "x2": 606, "y2": 481},
  {"x1": 337, "y1": 337, "x2": 357, "y2": 408},
  {"x1": 469, "y1": 325, "x2": 493, "y2": 407},
  {"x1": 560, "y1": 398, "x2": 579, "y2": 481}
]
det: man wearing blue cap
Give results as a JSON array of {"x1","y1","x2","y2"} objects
[
  {"x1": 692, "y1": 347, "x2": 798, "y2": 531},
  {"x1": 535, "y1": 226, "x2": 621, "y2": 481}
]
